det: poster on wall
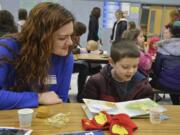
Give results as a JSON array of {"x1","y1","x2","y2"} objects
[
  {"x1": 103, "y1": 0, "x2": 120, "y2": 28},
  {"x1": 130, "y1": 6, "x2": 140, "y2": 19},
  {"x1": 103, "y1": 0, "x2": 130, "y2": 28}
]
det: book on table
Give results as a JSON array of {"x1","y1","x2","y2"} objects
[
  {"x1": 82, "y1": 98, "x2": 166, "y2": 119},
  {"x1": 0, "y1": 127, "x2": 32, "y2": 135}
]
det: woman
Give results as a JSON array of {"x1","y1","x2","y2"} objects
[
  {"x1": 87, "y1": 7, "x2": 101, "y2": 42},
  {"x1": 0, "y1": 2, "x2": 75, "y2": 109}
]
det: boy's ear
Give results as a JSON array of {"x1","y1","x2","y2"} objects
[{"x1": 109, "y1": 57, "x2": 114, "y2": 67}]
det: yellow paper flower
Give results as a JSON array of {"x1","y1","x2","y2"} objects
[
  {"x1": 94, "y1": 112, "x2": 107, "y2": 125},
  {"x1": 112, "y1": 124, "x2": 128, "y2": 135}
]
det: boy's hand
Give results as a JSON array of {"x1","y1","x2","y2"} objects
[{"x1": 38, "y1": 91, "x2": 62, "y2": 105}]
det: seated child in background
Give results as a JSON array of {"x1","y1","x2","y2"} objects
[
  {"x1": 85, "y1": 40, "x2": 102, "y2": 75},
  {"x1": 123, "y1": 29, "x2": 152, "y2": 76},
  {"x1": 73, "y1": 38, "x2": 102, "y2": 102},
  {"x1": 79, "y1": 40, "x2": 153, "y2": 102},
  {"x1": 80, "y1": 40, "x2": 102, "y2": 54},
  {"x1": 151, "y1": 20, "x2": 180, "y2": 105},
  {"x1": 148, "y1": 37, "x2": 160, "y2": 59},
  {"x1": 127, "y1": 21, "x2": 136, "y2": 30},
  {"x1": 72, "y1": 21, "x2": 89, "y2": 102},
  {"x1": 163, "y1": 26, "x2": 173, "y2": 40},
  {"x1": 122, "y1": 21, "x2": 136, "y2": 39}
]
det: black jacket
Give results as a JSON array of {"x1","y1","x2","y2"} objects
[
  {"x1": 81, "y1": 64, "x2": 153, "y2": 102},
  {"x1": 87, "y1": 15, "x2": 99, "y2": 41},
  {"x1": 111, "y1": 18, "x2": 127, "y2": 42}
]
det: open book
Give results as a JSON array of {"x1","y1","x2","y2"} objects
[
  {"x1": 0, "y1": 127, "x2": 32, "y2": 135},
  {"x1": 82, "y1": 98, "x2": 166, "y2": 118}
]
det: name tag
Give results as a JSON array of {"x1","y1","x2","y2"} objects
[{"x1": 45, "y1": 75, "x2": 57, "y2": 85}]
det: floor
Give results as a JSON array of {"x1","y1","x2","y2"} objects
[
  {"x1": 69, "y1": 73, "x2": 172, "y2": 105},
  {"x1": 69, "y1": 73, "x2": 79, "y2": 103}
]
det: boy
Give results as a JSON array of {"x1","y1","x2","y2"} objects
[{"x1": 80, "y1": 40, "x2": 153, "y2": 102}]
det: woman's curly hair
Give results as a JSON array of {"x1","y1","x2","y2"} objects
[{"x1": 2, "y1": 2, "x2": 74, "y2": 92}]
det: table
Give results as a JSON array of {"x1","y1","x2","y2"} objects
[
  {"x1": 0, "y1": 104, "x2": 180, "y2": 135},
  {"x1": 74, "y1": 54, "x2": 109, "y2": 64}
]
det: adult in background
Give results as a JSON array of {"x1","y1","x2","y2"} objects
[
  {"x1": 0, "y1": 10, "x2": 17, "y2": 37},
  {"x1": 110, "y1": 10, "x2": 127, "y2": 43},
  {"x1": 0, "y1": 2, "x2": 74, "y2": 109},
  {"x1": 87, "y1": 7, "x2": 101, "y2": 43}
]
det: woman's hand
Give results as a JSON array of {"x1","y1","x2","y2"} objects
[{"x1": 38, "y1": 91, "x2": 62, "y2": 105}]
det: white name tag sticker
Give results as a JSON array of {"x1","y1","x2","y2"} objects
[{"x1": 45, "y1": 75, "x2": 57, "y2": 85}]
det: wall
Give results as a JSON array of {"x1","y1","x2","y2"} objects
[
  {"x1": 0, "y1": 0, "x2": 179, "y2": 53},
  {"x1": 90, "y1": 0, "x2": 180, "y2": 6},
  {"x1": 0, "y1": 0, "x2": 19, "y2": 22}
]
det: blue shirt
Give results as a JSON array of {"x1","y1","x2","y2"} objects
[{"x1": 0, "y1": 38, "x2": 73, "y2": 109}]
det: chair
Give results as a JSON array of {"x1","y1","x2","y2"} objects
[{"x1": 153, "y1": 88, "x2": 180, "y2": 105}]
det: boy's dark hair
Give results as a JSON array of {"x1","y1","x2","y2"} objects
[
  {"x1": 111, "y1": 40, "x2": 140, "y2": 63},
  {"x1": 74, "y1": 21, "x2": 86, "y2": 36},
  {"x1": 18, "y1": 9, "x2": 28, "y2": 20}
]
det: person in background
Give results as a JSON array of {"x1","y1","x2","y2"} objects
[
  {"x1": 86, "y1": 40, "x2": 100, "y2": 53},
  {"x1": 127, "y1": 21, "x2": 136, "y2": 30},
  {"x1": 0, "y1": 2, "x2": 74, "y2": 109},
  {"x1": 0, "y1": 10, "x2": 18, "y2": 37},
  {"x1": 80, "y1": 40, "x2": 153, "y2": 102},
  {"x1": 122, "y1": 21, "x2": 136, "y2": 39},
  {"x1": 163, "y1": 26, "x2": 173, "y2": 40},
  {"x1": 72, "y1": 22, "x2": 87, "y2": 54},
  {"x1": 148, "y1": 37, "x2": 160, "y2": 59},
  {"x1": 151, "y1": 20, "x2": 180, "y2": 105},
  {"x1": 72, "y1": 23, "x2": 102, "y2": 102},
  {"x1": 163, "y1": 20, "x2": 173, "y2": 40},
  {"x1": 123, "y1": 29, "x2": 152, "y2": 77},
  {"x1": 85, "y1": 40, "x2": 102, "y2": 75},
  {"x1": 72, "y1": 21, "x2": 89, "y2": 102},
  {"x1": 165, "y1": 9, "x2": 180, "y2": 28},
  {"x1": 17, "y1": 8, "x2": 28, "y2": 32},
  {"x1": 87, "y1": 7, "x2": 101, "y2": 43},
  {"x1": 163, "y1": 9, "x2": 179, "y2": 42},
  {"x1": 110, "y1": 10, "x2": 127, "y2": 43}
]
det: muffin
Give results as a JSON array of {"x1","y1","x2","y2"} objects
[{"x1": 36, "y1": 106, "x2": 51, "y2": 118}]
